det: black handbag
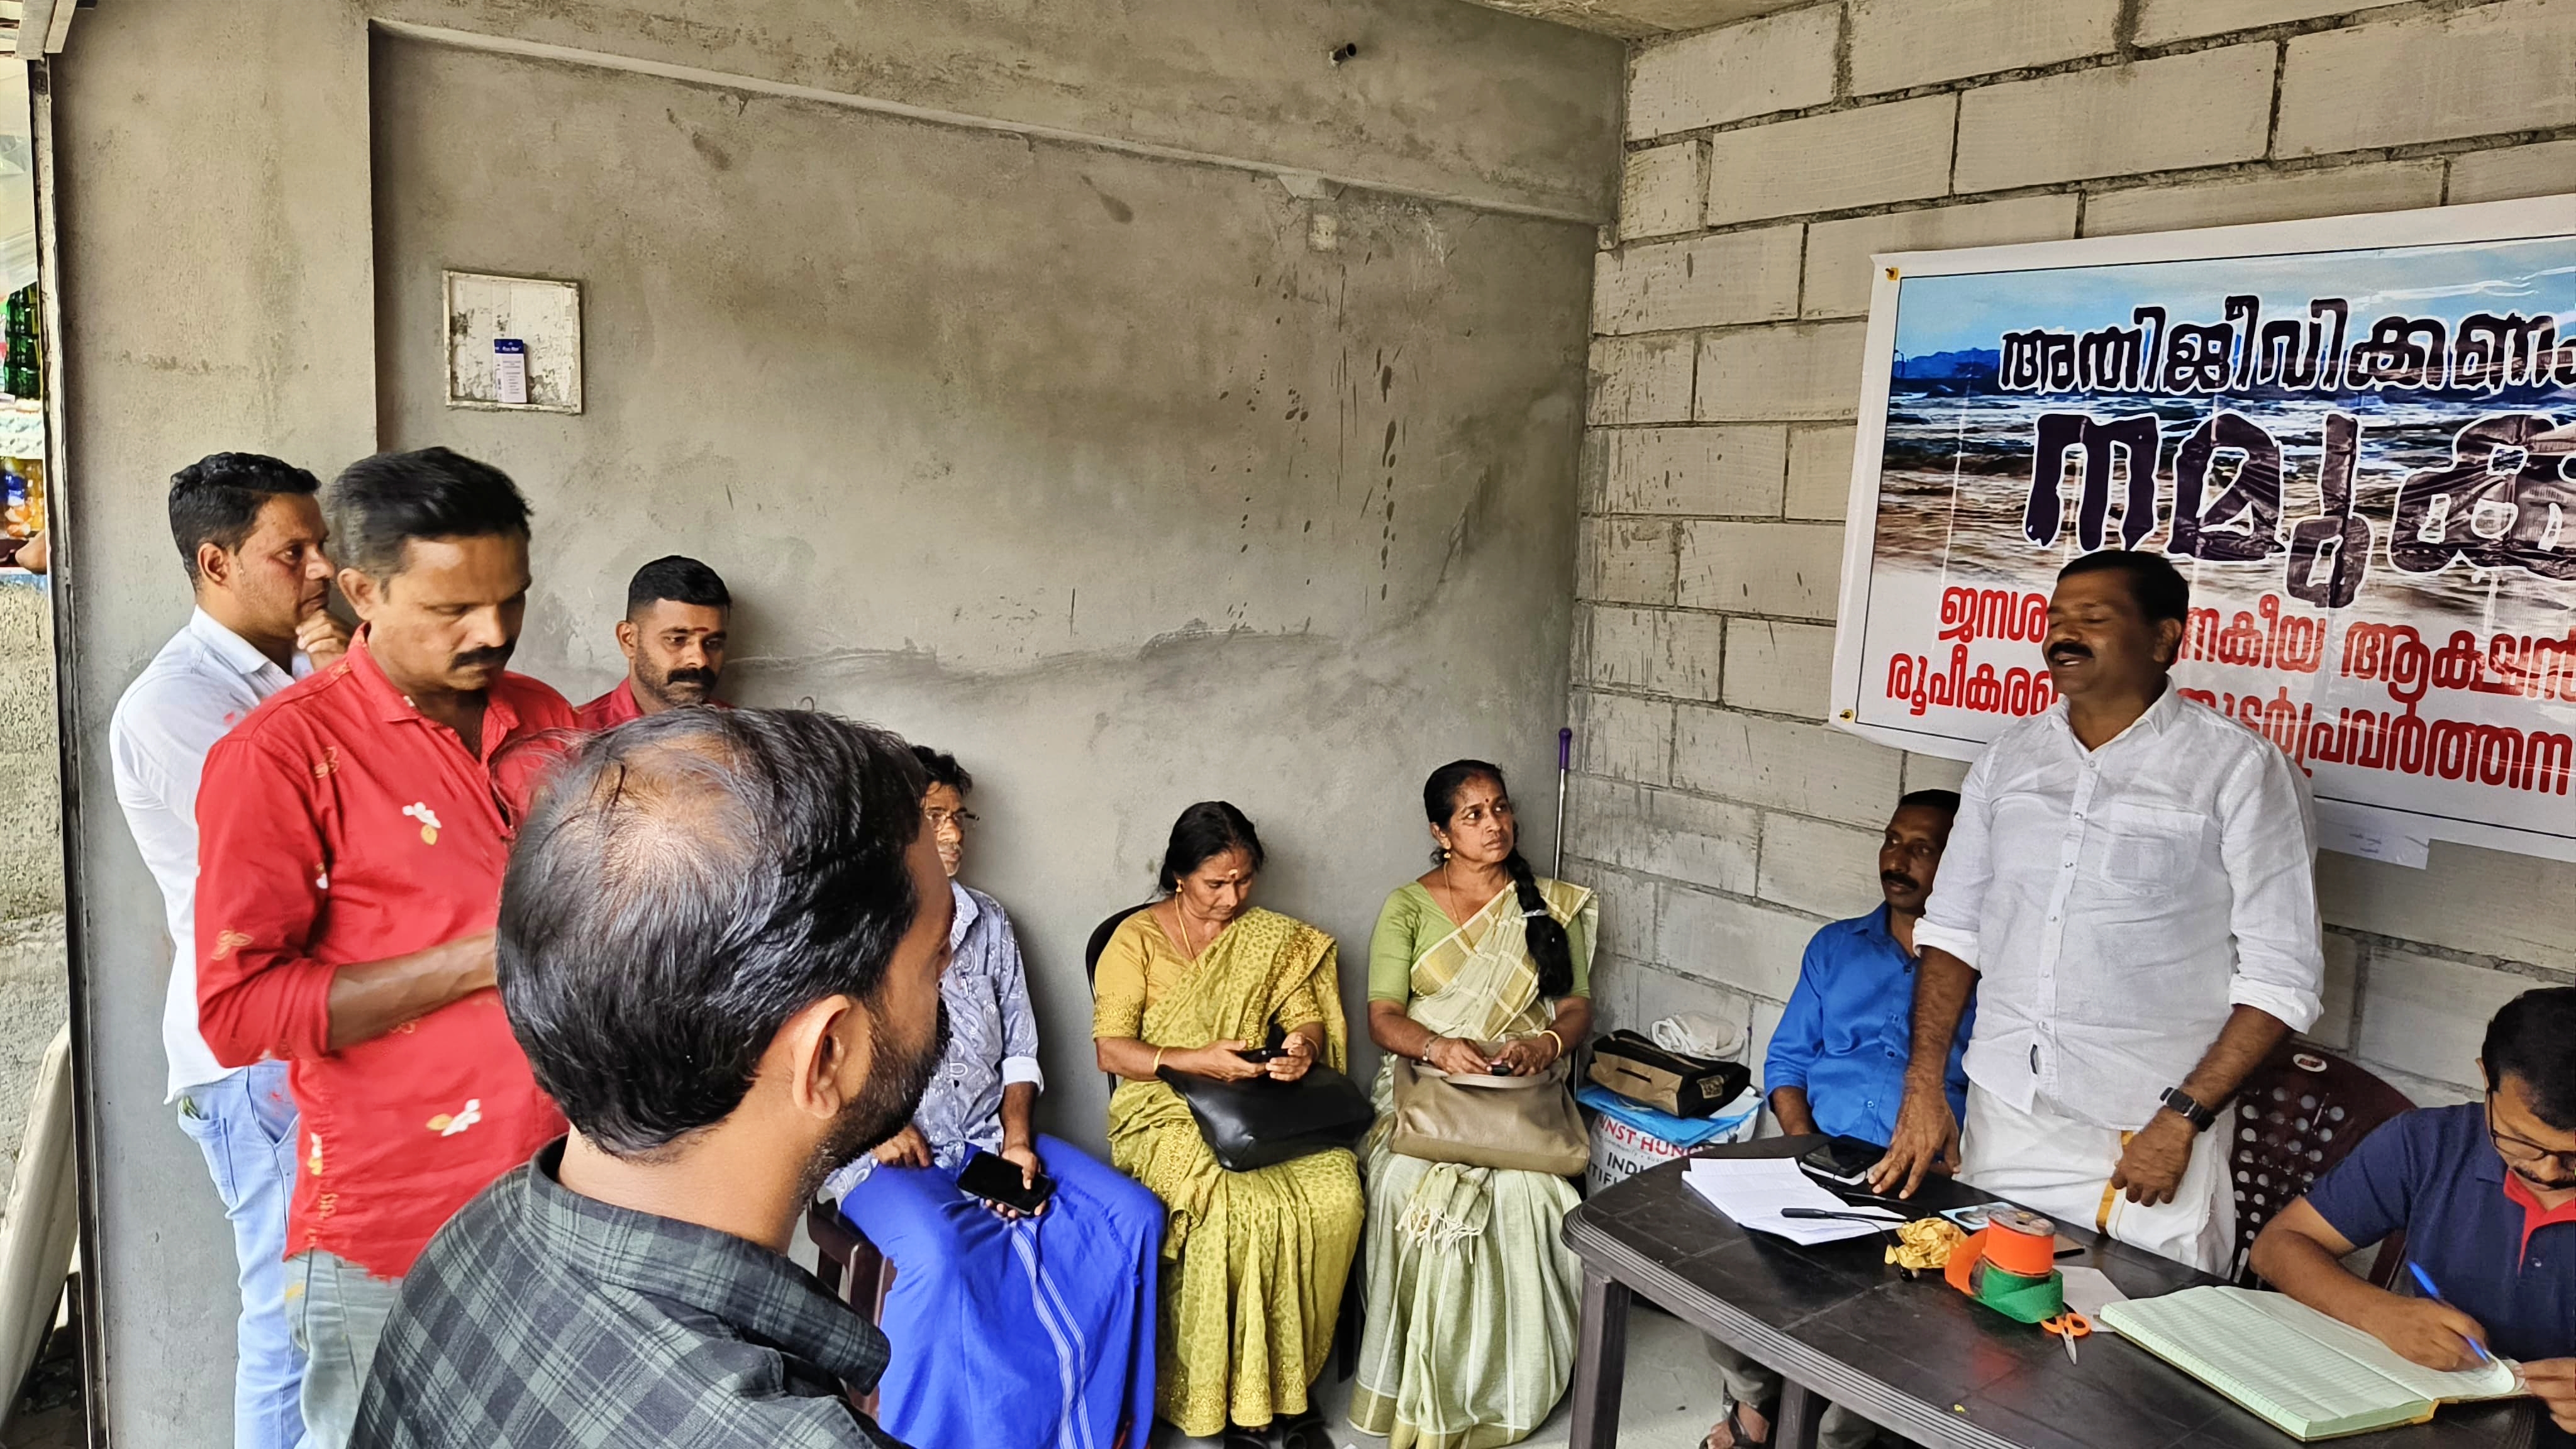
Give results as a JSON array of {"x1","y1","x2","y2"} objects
[
  {"x1": 1585, "y1": 1030, "x2": 1751, "y2": 1118},
  {"x1": 1158, "y1": 1060, "x2": 1374, "y2": 1172}
]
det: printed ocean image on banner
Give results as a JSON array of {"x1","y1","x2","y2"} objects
[{"x1": 1852, "y1": 233, "x2": 2576, "y2": 852}]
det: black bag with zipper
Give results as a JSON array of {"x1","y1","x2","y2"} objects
[{"x1": 1585, "y1": 1030, "x2": 1752, "y2": 1119}]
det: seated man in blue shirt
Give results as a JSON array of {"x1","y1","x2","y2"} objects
[
  {"x1": 2251, "y1": 987, "x2": 2576, "y2": 1435},
  {"x1": 1706, "y1": 789, "x2": 1974, "y2": 1449}
]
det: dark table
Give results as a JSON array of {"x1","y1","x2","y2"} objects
[{"x1": 1562, "y1": 1137, "x2": 2536, "y2": 1449}]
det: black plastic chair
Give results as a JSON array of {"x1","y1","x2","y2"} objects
[{"x1": 2228, "y1": 1040, "x2": 2415, "y2": 1289}]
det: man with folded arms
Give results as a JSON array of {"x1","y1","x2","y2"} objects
[
  {"x1": 575, "y1": 553, "x2": 731, "y2": 728},
  {"x1": 353, "y1": 708, "x2": 953, "y2": 1448},
  {"x1": 194, "y1": 447, "x2": 577, "y2": 1447},
  {"x1": 1872, "y1": 550, "x2": 2326, "y2": 1275},
  {"x1": 111, "y1": 452, "x2": 347, "y2": 1449},
  {"x1": 2251, "y1": 989, "x2": 2576, "y2": 1433}
]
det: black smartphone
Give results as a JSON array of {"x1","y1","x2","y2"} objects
[
  {"x1": 957, "y1": 1150, "x2": 1056, "y2": 1215},
  {"x1": 1236, "y1": 1046, "x2": 1287, "y2": 1063},
  {"x1": 1798, "y1": 1134, "x2": 1888, "y2": 1187}
]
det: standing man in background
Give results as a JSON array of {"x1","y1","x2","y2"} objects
[
  {"x1": 575, "y1": 553, "x2": 730, "y2": 729},
  {"x1": 1872, "y1": 550, "x2": 2324, "y2": 1275},
  {"x1": 110, "y1": 453, "x2": 348, "y2": 1449},
  {"x1": 193, "y1": 447, "x2": 578, "y2": 1448}
]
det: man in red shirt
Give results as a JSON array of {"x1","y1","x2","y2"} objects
[
  {"x1": 575, "y1": 554, "x2": 730, "y2": 729},
  {"x1": 196, "y1": 447, "x2": 576, "y2": 1449}
]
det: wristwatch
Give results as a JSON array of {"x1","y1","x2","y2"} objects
[{"x1": 2159, "y1": 1086, "x2": 2218, "y2": 1131}]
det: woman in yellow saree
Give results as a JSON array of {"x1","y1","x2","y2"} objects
[
  {"x1": 1094, "y1": 801, "x2": 1363, "y2": 1449},
  {"x1": 1351, "y1": 761, "x2": 1598, "y2": 1449}
]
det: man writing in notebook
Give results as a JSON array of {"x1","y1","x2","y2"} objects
[
  {"x1": 2252, "y1": 988, "x2": 2576, "y2": 1432},
  {"x1": 1870, "y1": 550, "x2": 2326, "y2": 1275}
]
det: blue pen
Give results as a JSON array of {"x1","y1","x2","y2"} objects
[{"x1": 2407, "y1": 1261, "x2": 2495, "y2": 1365}]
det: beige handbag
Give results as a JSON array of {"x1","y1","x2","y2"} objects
[{"x1": 1387, "y1": 1048, "x2": 1591, "y2": 1176}]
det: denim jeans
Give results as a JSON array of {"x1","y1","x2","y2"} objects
[
  {"x1": 286, "y1": 1249, "x2": 402, "y2": 1449},
  {"x1": 175, "y1": 1059, "x2": 307, "y2": 1449}
]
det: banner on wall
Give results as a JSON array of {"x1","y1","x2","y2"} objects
[{"x1": 1828, "y1": 197, "x2": 2576, "y2": 867}]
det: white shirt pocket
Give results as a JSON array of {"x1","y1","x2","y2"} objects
[{"x1": 2094, "y1": 801, "x2": 2207, "y2": 897}]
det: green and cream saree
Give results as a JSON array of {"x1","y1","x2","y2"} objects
[
  {"x1": 1350, "y1": 877, "x2": 1596, "y2": 1449},
  {"x1": 1096, "y1": 906, "x2": 1365, "y2": 1439}
]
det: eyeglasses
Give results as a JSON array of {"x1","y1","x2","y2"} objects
[
  {"x1": 923, "y1": 806, "x2": 977, "y2": 832},
  {"x1": 2485, "y1": 1094, "x2": 2576, "y2": 1180}
]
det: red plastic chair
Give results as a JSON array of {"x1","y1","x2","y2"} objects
[{"x1": 2228, "y1": 1040, "x2": 2416, "y2": 1289}]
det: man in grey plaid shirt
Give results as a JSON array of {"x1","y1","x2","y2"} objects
[{"x1": 353, "y1": 708, "x2": 956, "y2": 1448}]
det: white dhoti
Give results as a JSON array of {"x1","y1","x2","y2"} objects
[{"x1": 1958, "y1": 1083, "x2": 2237, "y2": 1276}]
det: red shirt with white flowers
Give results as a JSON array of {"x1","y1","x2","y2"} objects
[{"x1": 195, "y1": 633, "x2": 574, "y2": 1278}]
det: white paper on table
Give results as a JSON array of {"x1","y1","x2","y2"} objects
[
  {"x1": 2060, "y1": 1265, "x2": 2130, "y2": 1323},
  {"x1": 1683, "y1": 1157, "x2": 1898, "y2": 1245}
]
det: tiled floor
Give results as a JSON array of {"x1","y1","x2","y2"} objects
[{"x1": 1169, "y1": 1304, "x2": 1728, "y2": 1449}]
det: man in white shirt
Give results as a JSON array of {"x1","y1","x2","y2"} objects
[
  {"x1": 1870, "y1": 550, "x2": 2324, "y2": 1274},
  {"x1": 110, "y1": 452, "x2": 347, "y2": 1449}
]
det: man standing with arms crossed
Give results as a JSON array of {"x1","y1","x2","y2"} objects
[
  {"x1": 111, "y1": 453, "x2": 349, "y2": 1449},
  {"x1": 195, "y1": 447, "x2": 577, "y2": 1448},
  {"x1": 1871, "y1": 550, "x2": 2325, "y2": 1274}
]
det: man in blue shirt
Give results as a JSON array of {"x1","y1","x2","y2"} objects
[
  {"x1": 1763, "y1": 789, "x2": 1974, "y2": 1145},
  {"x1": 2251, "y1": 987, "x2": 2576, "y2": 1435},
  {"x1": 1706, "y1": 789, "x2": 1973, "y2": 1449}
]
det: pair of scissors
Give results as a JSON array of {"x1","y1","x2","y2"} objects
[{"x1": 2040, "y1": 1311, "x2": 2092, "y2": 1364}]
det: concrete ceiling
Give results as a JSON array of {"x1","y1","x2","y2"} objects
[{"x1": 1450, "y1": 0, "x2": 1811, "y2": 40}]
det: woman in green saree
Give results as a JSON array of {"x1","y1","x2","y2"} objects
[
  {"x1": 1351, "y1": 761, "x2": 1598, "y2": 1449},
  {"x1": 1094, "y1": 802, "x2": 1363, "y2": 1449}
]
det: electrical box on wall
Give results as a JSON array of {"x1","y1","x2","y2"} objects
[{"x1": 444, "y1": 270, "x2": 582, "y2": 413}]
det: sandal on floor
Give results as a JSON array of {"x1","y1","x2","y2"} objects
[
  {"x1": 1702, "y1": 1394, "x2": 1777, "y2": 1449},
  {"x1": 1277, "y1": 1410, "x2": 1331, "y2": 1449}
]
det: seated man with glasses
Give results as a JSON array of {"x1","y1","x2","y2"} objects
[
  {"x1": 2251, "y1": 987, "x2": 2576, "y2": 1434},
  {"x1": 824, "y1": 747, "x2": 1164, "y2": 1449}
]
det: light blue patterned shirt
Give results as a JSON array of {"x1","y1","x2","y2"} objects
[{"x1": 826, "y1": 882, "x2": 1044, "y2": 1197}]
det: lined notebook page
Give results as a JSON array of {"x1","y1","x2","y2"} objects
[
  {"x1": 2114, "y1": 1289, "x2": 2416, "y2": 1435},
  {"x1": 2246, "y1": 1294, "x2": 2521, "y2": 1406}
]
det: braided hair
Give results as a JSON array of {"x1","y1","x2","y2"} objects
[{"x1": 1423, "y1": 760, "x2": 1574, "y2": 999}]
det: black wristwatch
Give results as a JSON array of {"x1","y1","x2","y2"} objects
[{"x1": 2159, "y1": 1086, "x2": 2218, "y2": 1132}]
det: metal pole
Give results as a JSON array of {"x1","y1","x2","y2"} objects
[{"x1": 1553, "y1": 726, "x2": 1572, "y2": 877}]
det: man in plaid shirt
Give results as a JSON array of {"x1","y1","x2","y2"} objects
[{"x1": 352, "y1": 708, "x2": 955, "y2": 1448}]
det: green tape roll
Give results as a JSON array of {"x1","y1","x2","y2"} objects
[{"x1": 1971, "y1": 1261, "x2": 2065, "y2": 1324}]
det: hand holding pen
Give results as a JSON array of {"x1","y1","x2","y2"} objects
[{"x1": 2387, "y1": 1261, "x2": 2498, "y2": 1374}]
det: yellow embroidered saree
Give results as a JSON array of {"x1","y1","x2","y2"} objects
[
  {"x1": 1095, "y1": 906, "x2": 1363, "y2": 1438},
  {"x1": 1350, "y1": 878, "x2": 1596, "y2": 1449}
]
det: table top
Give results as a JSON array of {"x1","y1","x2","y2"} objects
[{"x1": 1564, "y1": 1139, "x2": 2536, "y2": 1449}]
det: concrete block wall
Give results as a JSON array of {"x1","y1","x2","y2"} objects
[{"x1": 1580, "y1": 0, "x2": 2576, "y2": 1109}]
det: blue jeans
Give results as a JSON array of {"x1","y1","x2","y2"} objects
[{"x1": 176, "y1": 1059, "x2": 307, "y2": 1449}]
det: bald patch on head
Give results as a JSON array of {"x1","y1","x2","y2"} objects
[{"x1": 551, "y1": 733, "x2": 757, "y2": 917}]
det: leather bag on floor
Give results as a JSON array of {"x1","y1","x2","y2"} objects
[
  {"x1": 1158, "y1": 1062, "x2": 1374, "y2": 1173},
  {"x1": 1387, "y1": 1050, "x2": 1590, "y2": 1176}
]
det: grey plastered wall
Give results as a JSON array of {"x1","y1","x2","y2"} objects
[{"x1": 52, "y1": 3, "x2": 1619, "y2": 1443}]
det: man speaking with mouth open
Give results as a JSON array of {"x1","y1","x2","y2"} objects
[{"x1": 1867, "y1": 550, "x2": 2326, "y2": 1276}]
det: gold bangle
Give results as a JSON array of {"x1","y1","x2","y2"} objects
[
  {"x1": 1152, "y1": 1047, "x2": 1167, "y2": 1074},
  {"x1": 1542, "y1": 1030, "x2": 1565, "y2": 1058}
]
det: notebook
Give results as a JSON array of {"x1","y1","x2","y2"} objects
[{"x1": 2100, "y1": 1286, "x2": 2524, "y2": 1441}]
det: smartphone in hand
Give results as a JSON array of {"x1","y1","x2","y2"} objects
[{"x1": 957, "y1": 1150, "x2": 1056, "y2": 1216}]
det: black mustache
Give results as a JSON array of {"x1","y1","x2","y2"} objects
[
  {"x1": 1881, "y1": 872, "x2": 1919, "y2": 891},
  {"x1": 664, "y1": 668, "x2": 719, "y2": 689},
  {"x1": 2046, "y1": 642, "x2": 2093, "y2": 661},
  {"x1": 453, "y1": 645, "x2": 514, "y2": 670}
]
